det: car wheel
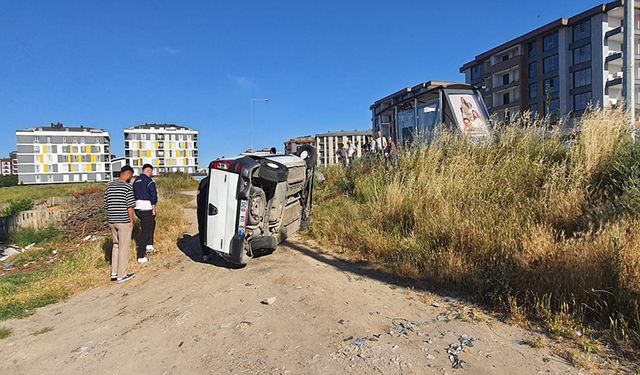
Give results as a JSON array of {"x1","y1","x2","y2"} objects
[
  {"x1": 295, "y1": 145, "x2": 317, "y2": 169},
  {"x1": 258, "y1": 160, "x2": 288, "y2": 182},
  {"x1": 247, "y1": 187, "x2": 267, "y2": 227}
]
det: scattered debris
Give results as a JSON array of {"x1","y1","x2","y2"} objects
[
  {"x1": 24, "y1": 243, "x2": 36, "y2": 250},
  {"x1": 3, "y1": 263, "x2": 13, "y2": 271},
  {"x1": 261, "y1": 297, "x2": 277, "y2": 305},
  {"x1": 244, "y1": 282, "x2": 255, "y2": 287},
  {"x1": 354, "y1": 338, "x2": 365, "y2": 347},
  {"x1": 178, "y1": 341, "x2": 184, "y2": 348},
  {"x1": 338, "y1": 319, "x2": 346, "y2": 325},
  {"x1": 426, "y1": 354, "x2": 435, "y2": 360},
  {"x1": 447, "y1": 335, "x2": 475, "y2": 369},
  {"x1": 0, "y1": 246, "x2": 22, "y2": 262},
  {"x1": 343, "y1": 336, "x2": 354, "y2": 341},
  {"x1": 431, "y1": 302, "x2": 440, "y2": 308},
  {"x1": 51, "y1": 250, "x2": 58, "y2": 256}
]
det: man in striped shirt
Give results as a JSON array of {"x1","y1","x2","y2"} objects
[{"x1": 103, "y1": 165, "x2": 136, "y2": 284}]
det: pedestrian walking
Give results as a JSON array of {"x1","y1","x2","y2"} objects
[
  {"x1": 104, "y1": 165, "x2": 136, "y2": 284},
  {"x1": 197, "y1": 175, "x2": 212, "y2": 262},
  {"x1": 133, "y1": 164, "x2": 158, "y2": 264}
]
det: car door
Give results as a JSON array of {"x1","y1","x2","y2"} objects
[{"x1": 205, "y1": 168, "x2": 240, "y2": 255}]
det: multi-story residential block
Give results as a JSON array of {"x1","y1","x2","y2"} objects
[
  {"x1": 284, "y1": 135, "x2": 315, "y2": 155},
  {"x1": 9, "y1": 151, "x2": 17, "y2": 175},
  {"x1": 15, "y1": 123, "x2": 111, "y2": 184},
  {"x1": 315, "y1": 130, "x2": 370, "y2": 166},
  {"x1": 0, "y1": 158, "x2": 12, "y2": 176},
  {"x1": 124, "y1": 124, "x2": 198, "y2": 175},
  {"x1": 460, "y1": 0, "x2": 640, "y2": 123}
]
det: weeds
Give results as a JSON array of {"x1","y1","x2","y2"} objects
[
  {"x1": 1, "y1": 198, "x2": 34, "y2": 216},
  {"x1": 8, "y1": 226, "x2": 62, "y2": 247},
  {"x1": 0, "y1": 327, "x2": 11, "y2": 339},
  {"x1": 308, "y1": 108, "x2": 640, "y2": 347}
]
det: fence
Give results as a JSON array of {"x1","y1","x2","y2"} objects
[{"x1": 0, "y1": 208, "x2": 67, "y2": 242}]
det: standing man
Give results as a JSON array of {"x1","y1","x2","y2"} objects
[
  {"x1": 104, "y1": 165, "x2": 136, "y2": 284},
  {"x1": 197, "y1": 175, "x2": 212, "y2": 262},
  {"x1": 347, "y1": 140, "x2": 356, "y2": 164},
  {"x1": 133, "y1": 164, "x2": 158, "y2": 264},
  {"x1": 375, "y1": 131, "x2": 388, "y2": 156}
]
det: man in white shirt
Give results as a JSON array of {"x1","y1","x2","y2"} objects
[{"x1": 375, "y1": 131, "x2": 388, "y2": 154}]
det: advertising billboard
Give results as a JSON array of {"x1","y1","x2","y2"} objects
[{"x1": 446, "y1": 93, "x2": 490, "y2": 138}]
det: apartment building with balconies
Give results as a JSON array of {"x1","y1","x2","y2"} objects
[
  {"x1": 460, "y1": 0, "x2": 640, "y2": 123},
  {"x1": 15, "y1": 123, "x2": 111, "y2": 184},
  {"x1": 124, "y1": 124, "x2": 199, "y2": 175}
]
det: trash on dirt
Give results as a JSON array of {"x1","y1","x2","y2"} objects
[
  {"x1": 338, "y1": 319, "x2": 346, "y2": 325},
  {"x1": 426, "y1": 354, "x2": 435, "y2": 360},
  {"x1": 3, "y1": 263, "x2": 14, "y2": 271},
  {"x1": 261, "y1": 297, "x2": 277, "y2": 305},
  {"x1": 24, "y1": 243, "x2": 36, "y2": 250},
  {"x1": 391, "y1": 319, "x2": 421, "y2": 335},
  {"x1": 354, "y1": 338, "x2": 365, "y2": 347},
  {"x1": 447, "y1": 335, "x2": 475, "y2": 369},
  {"x1": 0, "y1": 246, "x2": 22, "y2": 262},
  {"x1": 431, "y1": 302, "x2": 440, "y2": 308},
  {"x1": 51, "y1": 250, "x2": 58, "y2": 256},
  {"x1": 343, "y1": 335, "x2": 354, "y2": 341},
  {"x1": 178, "y1": 341, "x2": 184, "y2": 348},
  {"x1": 72, "y1": 346, "x2": 89, "y2": 355},
  {"x1": 244, "y1": 282, "x2": 255, "y2": 287}
]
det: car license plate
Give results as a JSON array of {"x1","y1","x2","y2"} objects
[{"x1": 237, "y1": 200, "x2": 248, "y2": 237}]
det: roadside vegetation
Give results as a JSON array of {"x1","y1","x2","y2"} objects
[
  {"x1": 308, "y1": 108, "x2": 640, "y2": 357},
  {"x1": 0, "y1": 183, "x2": 103, "y2": 204},
  {"x1": 0, "y1": 174, "x2": 194, "y2": 321}
]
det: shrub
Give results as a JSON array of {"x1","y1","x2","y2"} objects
[
  {"x1": 1, "y1": 198, "x2": 34, "y2": 216},
  {"x1": 308, "y1": 108, "x2": 640, "y2": 344},
  {"x1": 8, "y1": 226, "x2": 62, "y2": 247}
]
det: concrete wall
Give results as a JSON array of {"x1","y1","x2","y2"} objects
[{"x1": 0, "y1": 208, "x2": 67, "y2": 242}]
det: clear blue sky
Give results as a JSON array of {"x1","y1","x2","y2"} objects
[{"x1": 0, "y1": 0, "x2": 605, "y2": 164}]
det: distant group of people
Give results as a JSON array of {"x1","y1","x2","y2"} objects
[
  {"x1": 103, "y1": 164, "x2": 158, "y2": 284},
  {"x1": 336, "y1": 130, "x2": 398, "y2": 168}
]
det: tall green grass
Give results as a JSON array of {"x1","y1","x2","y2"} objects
[{"x1": 308, "y1": 108, "x2": 640, "y2": 344}]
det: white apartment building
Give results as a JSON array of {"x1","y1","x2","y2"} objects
[
  {"x1": 460, "y1": 0, "x2": 640, "y2": 123},
  {"x1": 124, "y1": 124, "x2": 199, "y2": 175},
  {"x1": 315, "y1": 130, "x2": 370, "y2": 166},
  {"x1": 15, "y1": 123, "x2": 111, "y2": 184},
  {"x1": 0, "y1": 159, "x2": 12, "y2": 176}
]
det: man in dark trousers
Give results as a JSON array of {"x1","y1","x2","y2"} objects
[
  {"x1": 197, "y1": 175, "x2": 212, "y2": 262},
  {"x1": 133, "y1": 164, "x2": 158, "y2": 264}
]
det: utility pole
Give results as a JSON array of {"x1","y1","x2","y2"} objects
[
  {"x1": 249, "y1": 98, "x2": 269, "y2": 152},
  {"x1": 624, "y1": 0, "x2": 635, "y2": 134}
]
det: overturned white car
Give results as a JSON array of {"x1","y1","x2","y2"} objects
[{"x1": 203, "y1": 146, "x2": 316, "y2": 266}]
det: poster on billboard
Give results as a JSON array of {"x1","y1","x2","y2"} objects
[{"x1": 446, "y1": 92, "x2": 490, "y2": 138}]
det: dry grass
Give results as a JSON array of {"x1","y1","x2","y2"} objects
[
  {"x1": 0, "y1": 174, "x2": 193, "y2": 321},
  {"x1": 308, "y1": 108, "x2": 640, "y2": 349}
]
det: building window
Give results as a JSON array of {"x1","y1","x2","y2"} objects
[
  {"x1": 502, "y1": 73, "x2": 510, "y2": 86},
  {"x1": 543, "y1": 33, "x2": 558, "y2": 51},
  {"x1": 543, "y1": 54, "x2": 559, "y2": 73},
  {"x1": 528, "y1": 41, "x2": 537, "y2": 58},
  {"x1": 574, "y1": 91, "x2": 593, "y2": 111},
  {"x1": 34, "y1": 136, "x2": 39, "y2": 144},
  {"x1": 502, "y1": 54, "x2": 509, "y2": 62},
  {"x1": 544, "y1": 98, "x2": 560, "y2": 116},
  {"x1": 574, "y1": 67, "x2": 592, "y2": 88},
  {"x1": 46, "y1": 136, "x2": 51, "y2": 143},
  {"x1": 573, "y1": 20, "x2": 591, "y2": 42},
  {"x1": 573, "y1": 44, "x2": 591, "y2": 65},
  {"x1": 529, "y1": 83, "x2": 538, "y2": 99},
  {"x1": 503, "y1": 92, "x2": 510, "y2": 105},
  {"x1": 544, "y1": 77, "x2": 559, "y2": 94},
  {"x1": 471, "y1": 65, "x2": 482, "y2": 80},
  {"x1": 528, "y1": 62, "x2": 537, "y2": 79}
]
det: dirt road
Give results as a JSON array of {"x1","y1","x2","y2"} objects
[{"x1": 1, "y1": 206, "x2": 582, "y2": 374}]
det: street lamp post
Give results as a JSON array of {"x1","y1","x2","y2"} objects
[{"x1": 250, "y1": 98, "x2": 269, "y2": 152}]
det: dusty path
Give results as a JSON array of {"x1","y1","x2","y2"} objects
[{"x1": 1, "y1": 205, "x2": 582, "y2": 374}]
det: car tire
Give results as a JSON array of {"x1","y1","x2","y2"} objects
[
  {"x1": 295, "y1": 145, "x2": 317, "y2": 169},
  {"x1": 258, "y1": 160, "x2": 288, "y2": 183},
  {"x1": 250, "y1": 235, "x2": 277, "y2": 253},
  {"x1": 247, "y1": 186, "x2": 267, "y2": 227}
]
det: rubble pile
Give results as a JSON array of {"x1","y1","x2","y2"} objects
[{"x1": 61, "y1": 192, "x2": 108, "y2": 237}]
